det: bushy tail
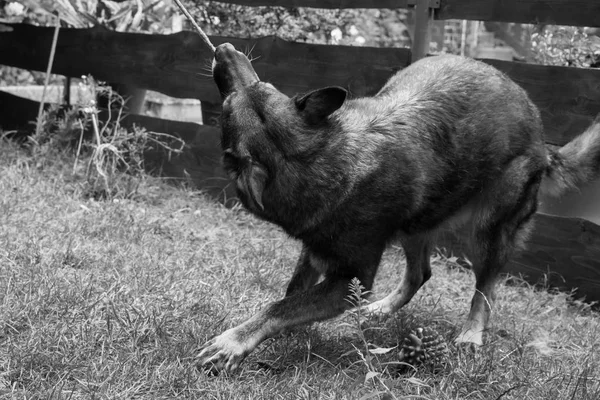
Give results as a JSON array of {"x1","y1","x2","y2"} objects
[{"x1": 540, "y1": 114, "x2": 600, "y2": 197}]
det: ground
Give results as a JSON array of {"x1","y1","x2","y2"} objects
[{"x1": 0, "y1": 139, "x2": 599, "y2": 399}]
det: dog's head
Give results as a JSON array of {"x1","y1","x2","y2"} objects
[{"x1": 212, "y1": 43, "x2": 347, "y2": 216}]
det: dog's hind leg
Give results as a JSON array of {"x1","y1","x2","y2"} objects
[
  {"x1": 285, "y1": 245, "x2": 323, "y2": 297},
  {"x1": 456, "y1": 156, "x2": 541, "y2": 347},
  {"x1": 364, "y1": 234, "x2": 432, "y2": 316}
]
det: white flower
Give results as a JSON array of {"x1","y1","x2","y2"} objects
[
  {"x1": 330, "y1": 27, "x2": 342, "y2": 43},
  {"x1": 348, "y1": 25, "x2": 359, "y2": 36},
  {"x1": 355, "y1": 36, "x2": 366, "y2": 45},
  {"x1": 210, "y1": 16, "x2": 220, "y2": 25},
  {"x1": 4, "y1": 2, "x2": 25, "y2": 17}
]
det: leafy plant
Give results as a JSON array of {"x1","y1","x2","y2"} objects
[
  {"x1": 2, "y1": 0, "x2": 412, "y2": 46},
  {"x1": 29, "y1": 75, "x2": 185, "y2": 199},
  {"x1": 3, "y1": 0, "x2": 178, "y2": 32},
  {"x1": 342, "y1": 278, "x2": 399, "y2": 400},
  {"x1": 531, "y1": 25, "x2": 600, "y2": 67},
  {"x1": 186, "y1": 1, "x2": 411, "y2": 47}
]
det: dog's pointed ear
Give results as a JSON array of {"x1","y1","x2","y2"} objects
[
  {"x1": 295, "y1": 87, "x2": 347, "y2": 124},
  {"x1": 239, "y1": 163, "x2": 268, "y2": 211}
]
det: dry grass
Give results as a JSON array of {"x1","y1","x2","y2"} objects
[{"x1": 0, "y1": 138, "x2": 599, "y2": 399}]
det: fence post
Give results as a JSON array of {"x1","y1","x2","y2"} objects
[{"x1": 411, "y1": 0, "x2": 438, "y2": 62}]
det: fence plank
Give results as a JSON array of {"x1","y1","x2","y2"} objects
[
  {"x1": 438, "y1": 0, "x2": 600, "y2": 28},
  {"x1": 437, "y1": 213, "x2": 600, "y2": 303},
  {"x1": 2, "y1": 24, "x2": 600, "y2": 145},
  {"x1": 209, "y1": 36, "x2": 411, "y2": 98},
  {"x1": 0, "y1": 23, "x2": 411, "y2": 103},
  {"x1": 0, "y1": 24, "x2": 213, "y2": 100},
  {"x1": 0, "y1": 90, "x2": 42, "y2": 133},
  {"x1": 197, "y1": 0, "x2": 409, "y2": 8},
  {"x1": 481, "y1": 59, "x2": 600, "y2": 146},
  {"x1": 123, "y1": 114, "x2": 236, "y2": 203}
]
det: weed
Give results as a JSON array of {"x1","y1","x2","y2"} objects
[{"x1": 27, "y1": 75, "x2": 185, "y2": 200}]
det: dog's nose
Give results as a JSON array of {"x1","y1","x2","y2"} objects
[
  {"x1": 215, "y1": 43, "x2": 235, "y2": 58},
  {"x1": 220, "y1": 43, "x2": 235, "y2": 51}
]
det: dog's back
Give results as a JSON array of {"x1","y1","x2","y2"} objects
[{"x1": 331, "y1": 55, "x2": 549, "y2": 235}]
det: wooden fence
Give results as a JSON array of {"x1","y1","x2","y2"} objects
[{"x1": 1, "y1": 0, "x2": 599, "y2": 302}]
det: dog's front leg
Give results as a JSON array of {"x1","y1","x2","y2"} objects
[
  {"x1": 197, "y1": 275, "x2": 355, "y2": 374},
  {"x1": 364, "y1": 234, "x2": 432, "y2": 316},
  {"x1": 284, "y1": 245, "x2": 322, "y2": 297}
]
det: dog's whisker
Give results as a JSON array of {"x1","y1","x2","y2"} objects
[
  {"x1": 242, "y1": 43, "x2": 259, "y2": 62},
  {"x1": 249, "y1": 43, "x2": 257, "y2": 58},
  {"x1": 202, "y1": 60, "x2": 213, "y2": 72}
]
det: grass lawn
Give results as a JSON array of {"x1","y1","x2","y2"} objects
[{"x1": 0, "y1": 139, "x2": 599, "y2": 399}]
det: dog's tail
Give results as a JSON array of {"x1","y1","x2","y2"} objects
[{"x1": 540, "y1": 114, "x2": 600, "y2": 197}]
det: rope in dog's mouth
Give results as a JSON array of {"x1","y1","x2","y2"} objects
[{"x1": 172, "y1": 0, "x2": 216, "y2": 53}]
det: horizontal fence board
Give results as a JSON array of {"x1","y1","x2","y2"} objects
[
  {"x1": 0, "y1": 24, "x2": 215, "y2": 101},
  {"x1": 199, "y1": 0, "x2": 409, "y2": 8},
  {"x1": 481, "y1": 59, "x2": 600, "y2": 146},
  {"x1": 0, "y1": 23, "x2": 410, "y2": 103},
  {"x1": 124, "y1": 114, "x2": 236, "y2": 202},
  {"x1": 438, "y1": 216, "x2": 600, "y2": 303},
  {"x1": 438, "y1": 0, "x2": 600, "y2": 28},
  {"x1": 437, "y1": 213, "x2": 600, "y2": 303},
  {"x1": 208, "y1": 36, "x2": 411, "y2": 99},
  {"x1": 0, "y1": 90, "x2": 40, "y2": 131},
  {"x1": 1, "y1": 24, "x2": 600, "y2": 145},
  {"x1": 2, "y1": 90, "x2": 600, "y2": 303}
]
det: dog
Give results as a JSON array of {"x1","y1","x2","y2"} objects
[{"x1": 198, "y1": 42, "x2": 600, "y2": 373}]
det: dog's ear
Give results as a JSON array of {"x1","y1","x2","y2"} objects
[
  {"x1": 239, "y1": 163, "x2": 268, "y2": 211},
  {"x1": 295, "y1": 87, "x2": 347, "y2": 124}
]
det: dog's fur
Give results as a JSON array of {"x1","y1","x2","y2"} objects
[{"x1": 198, "y1": 43, "x2": 600, "y2": 373}]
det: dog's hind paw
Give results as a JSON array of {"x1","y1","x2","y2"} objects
[
  {"x1": 454, "y1": 327, "x2": 483, "y2": 350},
  {"x1": 196, "y1": 328, "x2": 251, "y2": 375}
]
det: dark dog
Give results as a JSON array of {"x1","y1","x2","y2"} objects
[{"x1": 198, "y1": 42, "x2": 600, "y2": 373}]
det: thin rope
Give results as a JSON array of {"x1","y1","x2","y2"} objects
[{"x1": 172, "y1": 0, "x2": 216, "y2": 52}]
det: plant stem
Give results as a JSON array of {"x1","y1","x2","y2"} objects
[
  {"x1": 172, "y1": 0, "x2": 216, "y2": 52},
  {"x1": 35, "y1": 13, "x2": 61, "y2": 138}
]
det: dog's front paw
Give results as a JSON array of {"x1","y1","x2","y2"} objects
[{"x1": 197, "y1": 328, "x2": 250, "y2": 375}]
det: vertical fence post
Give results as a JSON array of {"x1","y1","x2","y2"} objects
[{"x1": 411, "y1": 0, "x2": 438, "y2": 63}]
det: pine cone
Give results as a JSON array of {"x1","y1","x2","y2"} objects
[{"x1": 398, "y1": 327, "x2": 448, "y2": 368}]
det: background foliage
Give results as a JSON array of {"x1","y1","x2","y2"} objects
[
  {"x1": 187, "y1": 1, "x2": 411, "y2": 47},
  {"x1": 531, "y1": 25, "x2": 600, "y2": 68}
]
